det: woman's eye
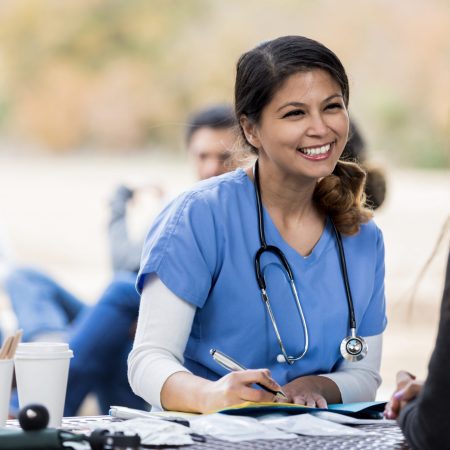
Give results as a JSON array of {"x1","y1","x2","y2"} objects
[
  {"x1": 325, "y1": 103, "x2": 343, "y2": 110},
  {"x1": 282, "y1": 109, "x2": 305, "y2": 118}
]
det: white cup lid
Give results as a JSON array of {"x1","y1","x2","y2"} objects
[{"x1": 15, "y1": 342, "x2": 73, "y2": 359}]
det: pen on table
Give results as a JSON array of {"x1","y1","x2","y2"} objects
[{"x1": 210, "y1": 349, "x2": 288, "y2": 401}]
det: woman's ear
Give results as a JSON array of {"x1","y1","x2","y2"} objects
[{"x1": 240, "y1": 115, "x2": 261, "y2": 149}]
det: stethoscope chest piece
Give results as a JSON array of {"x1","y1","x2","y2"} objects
[{"x1": 340, "y1": 328, "x2": 368, "y2": 362}]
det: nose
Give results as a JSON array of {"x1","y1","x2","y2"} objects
[{"x1": 306, "y1": 112, "x2": 328, "y2": 136}]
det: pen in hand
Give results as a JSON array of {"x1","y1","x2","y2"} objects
[{"x1": 210, "y1": 349, "x2": 288, "y2": 401}]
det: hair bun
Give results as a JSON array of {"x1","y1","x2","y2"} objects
[{"x1": 314, "y1": 160, "x2": 372, "y2": 235}]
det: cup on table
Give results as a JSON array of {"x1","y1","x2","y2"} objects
[
  {"x1": 14, "y1": 342, "x2": 73, "y2": 428},
  {"x1": 0, "y1": 358, "x2": 14, "y2": 427}
]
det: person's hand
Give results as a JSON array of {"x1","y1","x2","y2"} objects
[
  {"x1": 199, "y1": 369, "x2": 281, "y2": 413},
  {"x1": 280, "y1": 375, "x2": 335, "y2": 408},
  {"x1": 384, "y1": 370, "x2": 424, "y2": 420}
]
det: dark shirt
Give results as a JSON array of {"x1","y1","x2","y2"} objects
[{"x1": 399, "y1": 249, "x2": 450, "y2": 450}]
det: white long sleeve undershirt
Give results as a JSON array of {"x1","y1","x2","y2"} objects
[{"x1": 128, "y1": 276, "x2": 383, "y2": 410}]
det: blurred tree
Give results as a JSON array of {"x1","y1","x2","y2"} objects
[{"x1": 0, "y1": 0, "x2": 447, "y2": 167}]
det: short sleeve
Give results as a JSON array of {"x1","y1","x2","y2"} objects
[
  {"x1": 136, "y1": 191, "x2": 219, "y2": 308},
  {"x1": 358, "y1": 225, "x2": 388, "y2": 336}
]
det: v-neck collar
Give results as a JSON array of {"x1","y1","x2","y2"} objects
[
  {"x1": 241, "y1": 168, "x2": 333, "y2": 269},
  {"x1": 262, "y1": 212, "x2": 332, "y2": 269}
]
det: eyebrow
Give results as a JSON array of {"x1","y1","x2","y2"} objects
[{"x1": 276, "y1": 94, "x2": 344, "y2": 112}]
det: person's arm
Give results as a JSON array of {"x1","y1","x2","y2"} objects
[
  {"x1": 108, "y1": 185, "x2": 143, "y2": 273},
  {"x1": 127, "y1": 274, "x2": 195, "y2": 409},
  {"x1": 319, "y1": 334, "x2": 383, "y2": 403},
  {"x1": 128, "y1": 276, "x2": 283, "y2": 413}
]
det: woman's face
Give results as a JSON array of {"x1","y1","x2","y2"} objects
[{"x1": 248, "y1": 69, "x2": 349, "y2": 183}]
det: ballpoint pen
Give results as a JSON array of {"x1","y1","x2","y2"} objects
[{"x1": 210, "y1": 349, "x2": 288, "y2": 401}]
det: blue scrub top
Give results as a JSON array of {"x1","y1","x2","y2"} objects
[{"x1": 137, "y1": 169, "x2": 387, "y2": 386}]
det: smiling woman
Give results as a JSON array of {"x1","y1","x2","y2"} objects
[
  {"x1": 128, "y1": 36, "x2": 387, "y2": 414},
  {"x1": 241, "y1": 70, "x2": 348, "y2": 174}
]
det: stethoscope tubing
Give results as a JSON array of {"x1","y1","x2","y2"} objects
[
  {"x1": 329, "y1": 219, "x2": 357, "y2": 330},
  {"x1": 252, "y1": 159, "x2": 362, "y2": 363}
]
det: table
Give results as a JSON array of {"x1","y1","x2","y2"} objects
[{"x1": 7, "y1": 415, "x2": 411, "y2": 449}]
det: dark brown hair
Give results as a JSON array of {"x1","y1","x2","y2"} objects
[
  {"x1": 234, "y1": 35, "x2": 372, "y2": 235},
  {"x1": 341, "y1": 120, "x2": 387, "y2": 210},
  {"x1": 185, "y1": 104, "x2": 236, "y2": 145}
]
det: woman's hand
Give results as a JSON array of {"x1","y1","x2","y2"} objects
[
  {"x1": 384, "y1": 371, "x2": 423, "y2": 420},
  {"x1": 199, "y1": 369, "x2": 282, "y2": 413},
  {"x1": 280, "y1": 375, "x2": 341, "y2": 408}
]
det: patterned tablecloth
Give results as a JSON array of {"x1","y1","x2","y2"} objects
[{"x1": 7, "y1": 415, "x2": 410, "y2": 449}]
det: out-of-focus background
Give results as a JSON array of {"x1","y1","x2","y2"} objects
[{"x1": 0, "y1": 0, "x2": 449, "y2": 408}]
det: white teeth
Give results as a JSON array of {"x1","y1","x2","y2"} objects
[{"x1": 299, "y1": 143, "x2": 331, "y2": 156}]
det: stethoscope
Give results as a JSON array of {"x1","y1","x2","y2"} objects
[{"x1": 253, "y1": 160, "x2": 367, "y2": 364}]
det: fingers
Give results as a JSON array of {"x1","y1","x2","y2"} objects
[
  {"x1": 315, "y1": 396, "x2": 328, "y2": 409},
  {"x1": 399, "y1": 381, "x2": 422, "y2": 402},
  {"x1": 384, "y1": 398, "x2": 400, "y2": 420},
  {"x1": 221, "y1": 369, "x2": 280, "y2": 403},
  {"x1": 231, "y1": 369, "x2": 283, "y2": 394},
  {"x1": 218, "y1": 370, "x2": 327, "y2": 409},
  {"x1": 395, "y1": 370, "x2": 416, "y2": 389},
  {"x1": 291, "y1": 393, "x2": 327, "y2": 408},
  {"x1": 240, "y1": 385, "x2": 274, "y2": 403},
  {"x1": 258, "y1": 369, "x2": 285, "y2": 393},
  {"x1": 384, "y1": 378, "x2": 423, "y2": 420}
]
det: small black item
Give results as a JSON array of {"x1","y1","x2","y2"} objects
[
  {"x1": 163, "y1": 417, "x2": 190, "y2": 428},
  {"x1": 190, "y1": 433, "x2": 207, "y2": 443},
  {"x1": 89, "y1": 429, "x2": 109, "y2": 450},
  {"x1": 18, "y1": 404, "x2": 50, "y2": 431},
  {"x1": 88, "y1": 429, "x2": 141, "y2": 450}
]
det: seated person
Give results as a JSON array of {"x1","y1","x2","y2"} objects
[
  {"x1": 385, "y1": 246, "x2": 450, "y2": 450},
  {"x1": 128, "y1": 36, "x2": 387, "y2": 413},
  {"x1": 3, "y1": 104, "x2": 237, "y2": 415}
]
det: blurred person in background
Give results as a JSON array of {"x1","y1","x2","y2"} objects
[
  {"x1": 341, "y1": 120, "x2": 387, "y2": 211},
  {"x1": 3, "y1": 103, "x2": 237, "y2": 416}
]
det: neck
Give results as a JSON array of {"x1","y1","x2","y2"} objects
[{"x1": 249, "y1": 162, "x2": 320, "y2": 225}]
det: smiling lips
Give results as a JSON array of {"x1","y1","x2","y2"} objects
[{"x1": 297, "y1": 142, "x2": 333, "y2": 160}]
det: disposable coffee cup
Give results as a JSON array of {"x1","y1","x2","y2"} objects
[
  {"x1": 0, "y1": 359, "x2": 14, "y2": 427},
  {"x1": 14, "y1": 342, "x2": 73, "y2": 428}
]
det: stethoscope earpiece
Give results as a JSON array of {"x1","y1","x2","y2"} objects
[
  {"x1": 340, "y1": 329, "x2": 368, "y2": 362},
  {"x1": 276, "y1": 354, "x2": 286, "y2": 364}
]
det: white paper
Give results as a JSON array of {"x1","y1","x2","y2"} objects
[
  {"x1": 87, "y1": 417, "x2": 194, "y2": 446},
  {"x1": 313, "y1": 411, "x2": 396, "y2": 425},
  {"x1": 190, "y1": 413, "x2": 298, "y2": 442},
  {"x1": 109, "y1": 405, "x2": 194, "y2": 421},
  {"x1": 260, "y1": 413, "x2": 367, "y2": 436}
]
